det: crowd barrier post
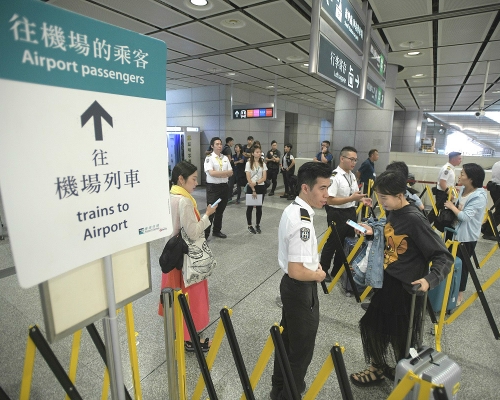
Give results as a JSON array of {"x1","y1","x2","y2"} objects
[
  {"x1": 219, "y1": 308, "x2": 255, "y2": 400},
  {"x1": 85, "y1": 323, "x2": 133, "y2": 400},
  {"x1": 388, "y1": 370, "x2": 448, "y2": 400},
  {"x1": 19, "y1": 325, "x2": 83, "y2": 400},
  {"x1": 192, "y1": 309, "x2": 230, "y2": 400},
  {"x1": 479, "y1": 209, "x2": 500, "y2": 268},
  {"x1": 161, "y1": 288, "x2": 180, "y2": 400},
  {"x1": 177, "y1": 293, "x2": 218, "y2": 399},
  {"x1": 124, "y1": 304, "x2": 142, "y2": 400},
  {"x1": 173, "y1": 289, "x2": 188, "y2": 400},
  {"x1": 239, "y1": 324, "x2": 283, "y2": 400},
  {"x1": 65, "y1": 329, "x2": 82, "y2": 400},
  {"x1": 270, "y1": 325, "x2": 300, "y2": 400},
  {"x1": 0, "y1": 386, "x2": 11, "y2": 400}
]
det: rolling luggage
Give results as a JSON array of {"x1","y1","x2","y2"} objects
[
  {"x1": 394, "y1": 286, "x2": 461, "y2": 399},
  {"x1": 428, "y1": 257, "x2": 462, "y2": 313}
]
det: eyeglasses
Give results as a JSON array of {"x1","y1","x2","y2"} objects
[{"x1": 342, "y1": 156, "x2": 357, "y2": 163}]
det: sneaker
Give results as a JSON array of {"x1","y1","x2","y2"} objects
[
  {"x1": 279, "y1": 193, "x2": 289, "y2": 198},
  {"x1": 256, "y1": 225, "x2": 261, "y2": 234},
  {"x1": 269, "y1": 191, "x2": 274, "y2": 196},
  {"x1": 212, "y1": 231, "x2": 227, "y2": 238},
  {"x1": 248, "y1": 226, "x2": 256, "y2": 234},
  {"x1": 235, "y1": 200, "x2": 240, "y2": 204}
]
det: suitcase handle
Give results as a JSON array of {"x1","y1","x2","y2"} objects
[
  {"x1": 404, "y1": 284, "x2": 428, "y2": 358},
  {"x1": 409, "y1": 347, "x2": 434, "y2": 365}
]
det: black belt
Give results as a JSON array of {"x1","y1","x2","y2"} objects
[{"x1": 207, "y1": 182, "x2": 228, "y2": 185}]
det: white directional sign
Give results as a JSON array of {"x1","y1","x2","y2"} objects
[{"x1": 0, "y1": 0, "x2": 171, "y2": 288}]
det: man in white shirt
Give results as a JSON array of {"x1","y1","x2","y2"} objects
[
  {"x1": 204, "y1": 137, "x2": 233, "y2": 239},
  {"x1": 270, "y1": 162, "x2": 329, "y2": 400},
  {"x1": 320, "y1": 146, "x2": 372, "y2": 282},
  {"x1": 429, "y1": 151, "x2": 461, "y2": 224}
]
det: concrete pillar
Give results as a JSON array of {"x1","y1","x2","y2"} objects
[
  {"x1": 332, "y1": 63, "x2": 399, "y2": 174},
  {"x1": 392, "y1": 110, "x2": 424, "y2": 153}
]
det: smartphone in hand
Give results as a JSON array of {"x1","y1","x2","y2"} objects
[
  {"x1": 346, "y1": 219, "x2": 367, "y2": 235},
  {"x1": 211, "y1": 198, "x2": 222, "y2": 207}
]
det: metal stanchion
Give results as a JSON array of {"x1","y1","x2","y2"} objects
[{"x1": 162, "y1": 288, "x2": 179, "y2": 400}]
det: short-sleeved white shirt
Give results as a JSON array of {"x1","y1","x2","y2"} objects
[
  {"x1": 204, "y1": 152, "x2": 232, "y2": 184},
  {"x1": 327, "y1": 167, "x2": 358, "y2": 209},
  {"x1": 245, "y1": 161, "x2": 268, "y2": 185},
  {"x1": 278, "y1": 197, "x2": 319, "y2": 273},
  {"x1": 436, "y1": 162, "x2": 455, "y2": 191}
]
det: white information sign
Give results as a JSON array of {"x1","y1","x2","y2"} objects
[{"x1": 0, "y1": 0, "x2": 171, "y2": 288}]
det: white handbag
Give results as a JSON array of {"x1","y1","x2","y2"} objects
[{"x1": 180, "y1": 227, "x2": 217, "y2": 287}]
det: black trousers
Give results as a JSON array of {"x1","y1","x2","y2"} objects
[
  {"x1": 246, "y1": 184, "x2": 265, "y2": 225},
  {"x1": 267, "y1": 168, "x2": 279, "y2": 192},
  {"x1": 456, "y1": 241, "x2": 477, "y2": 292},
  {"x1": 320, "y1": 207, "x2": 356, "y2": 277},
  {"x1": 282, "y1": 170, "x2": 293, "y2": 194},
  {"x1": 272, "y1": 274, "x2": 319, "y2": 398},
  {"x1": 205, "y1": 182, "x2": 228, "y2": 238}
]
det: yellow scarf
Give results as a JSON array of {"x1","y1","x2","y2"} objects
[{"x1": 170, "y1": 185, "x2": 201, "y2": 220}]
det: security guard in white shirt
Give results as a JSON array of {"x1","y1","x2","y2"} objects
[
  {"x1": 429, "y1": 151, "x2": 461, "y2": 224},
  {"x1": 320, "y1": 146, "x2": 371, "y2": 282},
  {"x1": 204, "y1": 137, "x2": 233, "y2": 239},
  {"x1": 271, "y1": 162, "x2": 330, "y2": 400}
]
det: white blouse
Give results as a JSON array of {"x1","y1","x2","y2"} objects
[
  {"x1": 166, "y1": 195, "x2": 211, "y2": 242},
  {"x1": 245, "y1": 161, "x2": 268, "y2": 185}
]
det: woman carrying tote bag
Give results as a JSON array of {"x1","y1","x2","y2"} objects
[{"x1": 158, "y1": 161, "x2": 217, "y2": 352}]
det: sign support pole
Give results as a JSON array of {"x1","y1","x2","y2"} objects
[
  {"x1": 359, "y1": 5, "x2": 372, "y2": 100},
  {"x1": 102, "y1": 255, "x2": 126, "y2": 400}
]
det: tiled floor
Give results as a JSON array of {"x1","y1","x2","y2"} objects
[{"x1": 1, "y1": 182, "x2": 500, "y2": 399}]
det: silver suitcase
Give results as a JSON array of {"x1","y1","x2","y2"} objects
[
  {"x1": 394, "y1": 346, "x2": 461, "y2": 399},
  {"x1": 393, "y1": 285, "x2": 461, "y2": 399}
]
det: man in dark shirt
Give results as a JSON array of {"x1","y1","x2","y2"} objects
[
  {"x1": 223, "y1": 137, "x2": 235, "y2": 202},
  {"x1": 242, "y1": 135, "x2": 254, "y2": 158},
  {"x1": 265, "y1": 140, "x2": 281, "y2": 196},
  {"x1": 356, "y1": 149, "x2": 378, "y2": 193},
  {"x1": 313, "y1": 140, "x2": 333, "y2": 170}
]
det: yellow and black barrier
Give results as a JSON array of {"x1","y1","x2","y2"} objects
[
  {"x1": 20, "y1": 304, "x2": 141, "y2": 400},
  {"x1": 388, "y1": 370, "x2": 449, "y2": 400},
  {"x1": 433, "y1": 239, "x2": 500, "y2": 351}
]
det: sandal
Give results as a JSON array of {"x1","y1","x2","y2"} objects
[
  {"x1": 350, "y1": 367, "x2": 385, "y2": 387},
  {"x1": 184, "y1": 338, "x2": 211, "y2": 353}
]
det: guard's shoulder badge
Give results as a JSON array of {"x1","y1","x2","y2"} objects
[
  {"x1": 300, "y1": 208, "x2": 311, "y2": 222},
  {"x1": 205, "y1": 157, "x2": 210, "y2": 163},
  {"x1": 300, "y1": 227, "x2": 310, "y2": 241},
  {"x1": 331, "y1": 171, "x2": 337, "y2": 177}
]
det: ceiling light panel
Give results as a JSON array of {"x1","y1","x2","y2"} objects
[
  {"x1": 264, "y1": 64, "x2": 306, "y2": 78},
  {"x1": 152, "y1": 31, "x2": 212, "y2": 54},
  {"x1": 384, "y1": 22, "x2": 432, "y2": 50},
  {"x1": 51, "y1": 0, "x2": 152, "y2": 33},
  {"x1": 246, "y1": 2, "x2": 310, "y2": 37},
  {"x1": 388, "y1": 50, "x2": 432, "y2": 68},
  {"x1": 202, "y1": 54, "x2": 252, "y2": 71},
  {"x1": 204, "y1": 12, "x2": 281, "y2": 44},
  {"x1": 160, "y1": 0, "x2": 233, "y2": 17},
  {"x1": 92, "y1": 0, "x2": 191, "y2": 28},
  {"x1": 438, "y1": 43, "x2": 481, "y2": 64},
  {"x1": 439, "y1": 13, "x2": 496, "y2": 46},
  {"x1": 170, "y1": 22, "x2": 244, "y2": 50},
  {"x1": 231, "y1": 49, "x2": 283, "y2": 67},
  {"x1": 178, "y1": 59, "x2": 230, "y2": 73},
  {"x1": 260, "y1": 43, "x2": 307, "y2": 64}
]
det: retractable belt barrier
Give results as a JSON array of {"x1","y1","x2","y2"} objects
[{"x1": 20, "y1": 303, "x2": 141, "y2": 400}]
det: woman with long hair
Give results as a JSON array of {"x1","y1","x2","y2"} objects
[
  {"x1": 350, "y1": 170, "x2": 452, "y2": 386},
  {"x1": 245, "y1": 145, "x2": 267, "y2": 234},
  {"x1": 158, "y1": 161, "x2": 217, "y2": 352},
  {"x1": 444, "y1": 163, "x2": 486, "y2": 305},
  {"x1": 232, "y1": 143, "x2": 246, "y2": 204}
]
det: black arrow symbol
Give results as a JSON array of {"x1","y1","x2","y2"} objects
[{"x1": 81, "y1": 101, "x2": 113, "y2": 141}]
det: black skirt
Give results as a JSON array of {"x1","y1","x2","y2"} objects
[{"x1": 359, "y1": 271, "x2": 424, "y2": 369}]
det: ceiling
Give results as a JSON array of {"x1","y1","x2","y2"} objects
[{"x1": 48, "y1": 0, "x2": 500, "y2": 144}]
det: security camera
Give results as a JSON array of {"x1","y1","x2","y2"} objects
[{"x1": 475, "y1": 109, "x2": 485, "y2": 118}]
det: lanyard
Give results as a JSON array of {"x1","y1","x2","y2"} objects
[
  {"x1": 215, "y1": 155, "x2": 223, "y2": 171},
  {"x1": 343, "y1": 173, "x2": 354, "y2": 196}
]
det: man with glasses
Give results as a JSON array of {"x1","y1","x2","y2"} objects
[{"x1": 320, "y1": 146, "x2": 371, "y2": 282}]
